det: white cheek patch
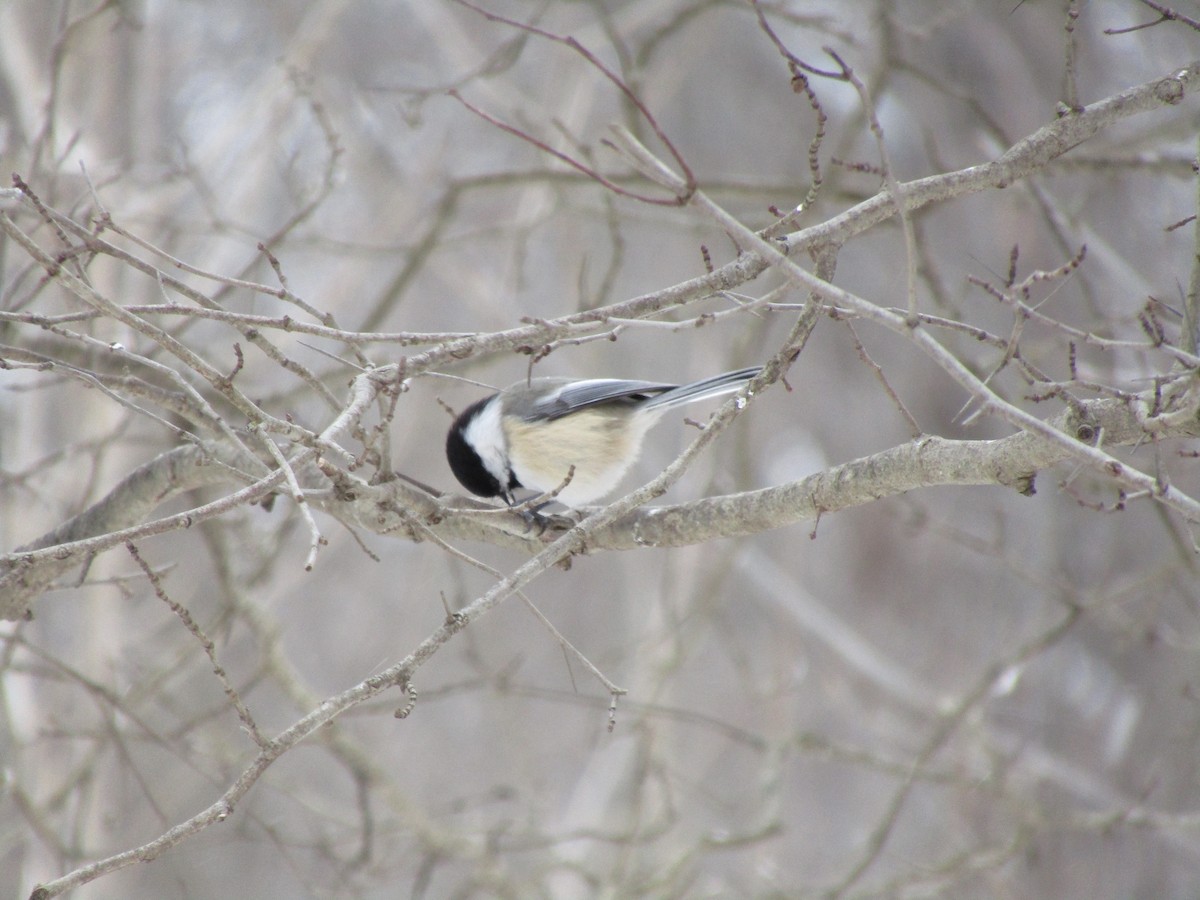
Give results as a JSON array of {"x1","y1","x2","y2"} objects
[{"x1": 462, "y1": 400, "x2": 511, "y2": 488}]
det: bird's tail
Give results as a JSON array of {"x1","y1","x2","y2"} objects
[{"x1": 642, "y1": 367, "x2": 761, "y2": 411}]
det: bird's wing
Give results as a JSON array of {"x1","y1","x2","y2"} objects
[{"x1": 529, "y1": 379, "x2": 675, "y2": 421}]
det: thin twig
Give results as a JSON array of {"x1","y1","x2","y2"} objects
[
  {"x1": 452, "y1": 0, "x2": 695, "y2": 201},
  {"x1": 825, "y1": 47, "x2": 920, "y2": 322},
  {"x1": 125, "y1": 542, "x2": 268, "y2": 749},
  {"x1": 256, "y1": 428, "x2": 325, "y2": 571}
]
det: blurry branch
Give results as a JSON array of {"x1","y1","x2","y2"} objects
[
  {"x1": 124, "y1": 541, "x2": 269, "y2": 749},
  {"x1": 27, "y1": 603, "x2": 475, "y2": 899},
  {"x1": 406, "y1": 519, "x2": 628, "y2": 710},
  {"x1": 1186, "y1": 131, "x2": 1200, "y2": 355},
  {"x1": 828, "y1": 602, "x2": 1083, "y2": 895},
  {"x1": 823, "y1": 48, "x2": 920, "y2": 320},
  {"x1": 1106, "y1": 0, "x2": 1200, "y2": 34},
  {"x1": 751, "y1": 0, "x2": 828, "y2": 238},
  {"x1": 1063, "y1": 1, "x2": 1083, "y2": 114}
]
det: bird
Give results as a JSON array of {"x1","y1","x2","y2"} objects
[{"x1": 445, "y1": 367, "x2": 760, "y2": 507}]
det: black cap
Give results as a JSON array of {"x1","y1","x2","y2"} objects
[{"x1": 445, "y1": 398, "x2": 518, "y2": 501}]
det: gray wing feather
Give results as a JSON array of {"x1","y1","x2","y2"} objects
[{"x1": 531, "y1": 379, "x2": 674, "y2": 421}]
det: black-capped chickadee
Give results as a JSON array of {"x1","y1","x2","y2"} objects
[{"x1": 445, "y1": 367, "x2": 761, "y2": 507}]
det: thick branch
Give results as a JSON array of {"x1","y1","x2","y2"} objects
[
  {"x1": 0, "y1": 444, "x2": 265, "y2": 620},
  {"x1": 323, "y1": 394, "x2": 1197, "y2": 553},
  {"x1": 589, "y1": 398, "x2": 1169, "y2": 548}
]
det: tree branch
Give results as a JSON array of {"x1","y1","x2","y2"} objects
[{"x1": 320, "y1": 392, "x2": 1194, "y2": 553}]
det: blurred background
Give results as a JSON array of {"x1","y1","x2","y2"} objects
[{"x1": 3, "y1": 1, "x2": 1200, "y2": 897}]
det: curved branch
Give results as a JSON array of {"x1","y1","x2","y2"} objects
[
  {"x1": 0, "y1": 443, "x2": 268, "y2": 620},
  {"x1": 590, "y1": 398, "x2": 1173, "y2": 549}
]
